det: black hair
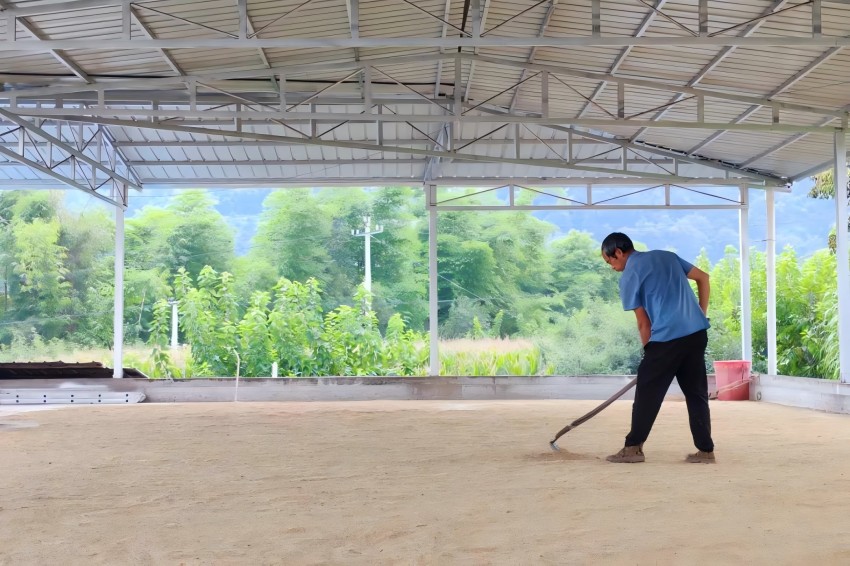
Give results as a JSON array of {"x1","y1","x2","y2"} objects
[{"x1": 601, "y1": 232, "x2": 634, "y2": 257}]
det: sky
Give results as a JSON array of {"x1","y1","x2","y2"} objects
[{"x1": 534, "y1": 177, "x2": 837, "y2": 263}]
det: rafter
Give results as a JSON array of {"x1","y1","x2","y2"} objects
[
  {"x1": 3, "y1": 51, "x2": 843, "y2": 124},
  {"x1": 9, "y1": 106, "x2": 839, "y2": 134},
  {"x1": 34, "y1": 114, "x2": 786, "y2": 186},
  {"x1": 111, "y1": 137, "x2": 605, "y2": 148},
  {"x1": 0, "y1": 0, "x2": 93, "y2": 84},
  {"x1": 508, "y1": 0, "x2": 558, "y2": 112},
  {"x1": 685, "y1": 44, "x2": 842, "y2": 154},
  {"x1": 0, "y1": 109, "x2": 139, "y2": 189},
  {"x1": 121, "y1": 157, "x2": 678, "y2": 167},
  {"x1": 345, "y1": 0, "x2": 360, "y2": 61},
  {"x1": 575, "y1": 0, "x2": 667, "y2": 119},
  {"x1": 6, "y1": 35, "x2": 850, "y2": 51},
  {"x1": 130, "y1": 7, "x2": 186, "y2": 76}
]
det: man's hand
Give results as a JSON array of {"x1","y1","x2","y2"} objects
[
  {"x1": 687, "y1": 266, "x2": 711, "y2": 316},
  {"x1": 634, "y1": 306, "x2": 651, "y2": 346}
]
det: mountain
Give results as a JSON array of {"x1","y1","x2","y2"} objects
[
  {"x1": 119, "y1": 179, "x2": 837, "y2": 265},
  {"x1": 536, "y1": 178, "x2": 836, "y2": 263}
]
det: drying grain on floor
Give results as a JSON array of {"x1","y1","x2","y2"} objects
[{"x1": 2, "y1": 400, "x2": 849, "y2": 565}]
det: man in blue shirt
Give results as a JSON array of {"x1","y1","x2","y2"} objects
[{"x1": 600, "y1": 232, "x2": 715, "y2": 464}]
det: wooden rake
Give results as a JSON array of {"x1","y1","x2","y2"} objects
[{"x1": 549, "y1": 377, "x2": 638, "y2": 451}]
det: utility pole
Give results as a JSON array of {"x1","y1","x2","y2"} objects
[
  {"x1": 351, "y1": 215, "x2": 383, "y2": 293},
  {"x1": 168, "y1": 298, "x2": 179, "y2": 349}
]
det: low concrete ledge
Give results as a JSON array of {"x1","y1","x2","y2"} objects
[
  {"x1": 0, "y1": 375, "x2": 702, "y2": 403},
  {"x1": 752, "y1": 374, "x2": 850, "y2": 414},
  {"x1": 4, "y1": 375, "x2": 848, "y2": 415},
  {"x1": 140, "y1": 375, "x2": 653, "y2": 402}
]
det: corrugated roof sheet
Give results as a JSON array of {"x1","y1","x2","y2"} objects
[{"x1": 1, "y1": 0, "x2": 849, "y2": 191}]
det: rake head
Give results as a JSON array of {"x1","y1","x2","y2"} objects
[{"x1": 549, "y1": 424, "x2": 574, "y2": 451}]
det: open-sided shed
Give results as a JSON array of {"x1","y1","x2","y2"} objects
[{"x1": 0, "y1": 0, "x2": 847, "y2": 379}]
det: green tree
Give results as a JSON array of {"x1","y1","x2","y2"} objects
[
  {"x1": 164, "y1": 191, "x2": 235, "y2": 278},
  {"x1": 59, "y1": 207, "x2": 115, "y2": 345},
  {"x1": 267, "y1": 277, "x2": 326, "y2": 376},
  {"x1": 124, "y1": 190, "x2": 235, "y2": 339},
  {"x1": 174, "y1": 266, "x2": 239, "y2": 376},
  {"x1": 535, "y1": 300, "x2": 642, "y2": 375},
  {"x1": 0, "y1": 193, "x2": 73, "y2": 339},
  {"x1": 550, "y1": 230, "x2": 619, "y2": 313},
  {"x1": 250, "y1": 188, "x2": 333, "y2": 284},
  {"x1": 810, "y1": 169, "x2": 849, "y2": 252},
  {"x1": 237, "y1": 291, "x2": 274, "y2": 377}
]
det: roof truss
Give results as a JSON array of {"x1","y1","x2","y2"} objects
[{"x1": 2, "y1": 0, "x2": 849, "y2": 191}]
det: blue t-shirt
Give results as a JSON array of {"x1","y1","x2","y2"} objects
[{"x1": 618, "y1": 250, "x2": 710, "y2": 343}]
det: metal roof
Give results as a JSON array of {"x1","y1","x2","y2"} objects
[{"x1": 2, "y1": 0, "x2": 850, "y2": 206}]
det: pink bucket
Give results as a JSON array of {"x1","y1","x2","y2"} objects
[{"x1": 712, "y1": 360, "x2": 751, "y2": 401}]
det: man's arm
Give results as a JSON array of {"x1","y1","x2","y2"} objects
[
  {"x1": 634, "y1": 306, "x2": 651, "y2": 346},
  {"x1": 687, "y1": 266, "x2": 710, "y2": 315}
]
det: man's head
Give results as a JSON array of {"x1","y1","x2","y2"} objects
[{"x1": 601, "y1": 232, "x2": 635, "y2": 272}]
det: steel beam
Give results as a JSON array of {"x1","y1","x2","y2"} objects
[
  {"x1": 9, "y1": 108, "x2": 840, "y2": 132},
  {"x1": 7, "y1": 36, "x2": 850, "y2": 51},
  {"x1": 130, "y1": 7, "x2": 186, "y2": 76},
  {"x1": 0, "y1": 108, "x2": 139, "y2": 190},
  {"x1": 686, "y1": 44, "x2": 843, "y2": 154},
  {"x1": 0, "y1": 145, "x2": 122, "y2": 206},
  {"x1": 521, "y1": 120, "x2": 785, "y2": 184},
  {"x1": 126, "y1": 157, "x2": 677, "y2": 167},
  {"x1": 628, "y1": 0, "x2": 792, "y2": 141},
  {"x1": 463, "y1": 54, "x2": 846, "y2": 119},
  {"x1": 576, "y1": 0, "x2": 667, "y2": 119},
  {"x1": 2, "y1": 51, "x2": 845, "y2": 122},
  {"x1": 13, "y1": 16, "x2": 93, "y2": 83},
  {"x1": 112, "y1": 138, "x2": 605, "y2": 148},
  {"x1": 139, "y1": 176, "x2": 782, "y2": 188},
  {"x1": 435, "y1": 204, "x2": 743, "y2": 210},
  {"x1": 38, "y1": 114, "x2": 789, "y2": 183}
]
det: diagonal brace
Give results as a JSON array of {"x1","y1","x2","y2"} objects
[{"x1": 0, "y1": 108, "x2": 140, "y2": 192}]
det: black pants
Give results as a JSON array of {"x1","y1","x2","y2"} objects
[{"x1": 625, "y1": 329, "x2": 714, "y2": 452}]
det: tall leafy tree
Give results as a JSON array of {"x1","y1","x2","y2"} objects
[
  {"x1": 810, "y1": 169, "x2": 850, "y2": 252},
  {"x1": 0, "y1": 192, "x2": 72, "y2": 339},
  {"x1": 550, "y1": 230, "x2": 619, "y2": 313},
  {"x1": 250, "y1": 188, "x2": 333, "y2": 284},
  {"x1": 124, "y1": 190, "x2": 235, "y2": 339},
  {"x1": 164, "y1": 190, "x2": 235, "y2": 278},
  {"x1": 59, "y1": 206, "x2": 115, "y2": 344}
]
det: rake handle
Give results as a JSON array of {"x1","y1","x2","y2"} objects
[{"x1": 550, "y1": 377, "x2": 638, "y2": 444}]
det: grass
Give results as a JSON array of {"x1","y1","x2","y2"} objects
[
  {"x1": 439, "y1": 338, "x2": 554, "y2": 376},
  {"x1": 1, "y1": 338, "x2": 553, "y2": 378}
]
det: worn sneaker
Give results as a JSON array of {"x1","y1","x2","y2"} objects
[
  {"x1": 606, "y1": 444, "x2": 645, "y2": 463},
  {"x1": 685, "y1": 450, "x2": 716, "y2": 464}
]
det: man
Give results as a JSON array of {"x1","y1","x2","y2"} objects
[{"x1": 600, "y1": 232, "x2": 715, "y2": 464}]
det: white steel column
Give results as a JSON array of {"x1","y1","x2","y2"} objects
[
  {"x1": 834, "y1": 130, "x2": 850, "y2": 382},
  {"x1": 427, "y1": 184, "x2": 440, "y2": 376},
  {"x1": 113, "y1": 184, "x2": 127, "y2": 378},
  {"x1": 766, "y1": 188, "x2": 777, "y2": 375},
  {"x1": 170, "y1": 299, "x2": 179, "y2": 349},
  {"x1": 739, "y1": 186, "x2": 752, "y2": 361}
]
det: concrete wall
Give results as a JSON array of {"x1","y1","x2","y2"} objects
[
  {"x1": 752, "y1": 374, "x2": 850, "y2": 414},
  {"x1": 141, "y1": 375, "x2": 653, "y2": 402},
  {"x1": 0, "y1": 375, "x2": 696, "y2": 403},
  {"x1": 4, "y1": 374, "x2": 850, "y2": 415}
]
